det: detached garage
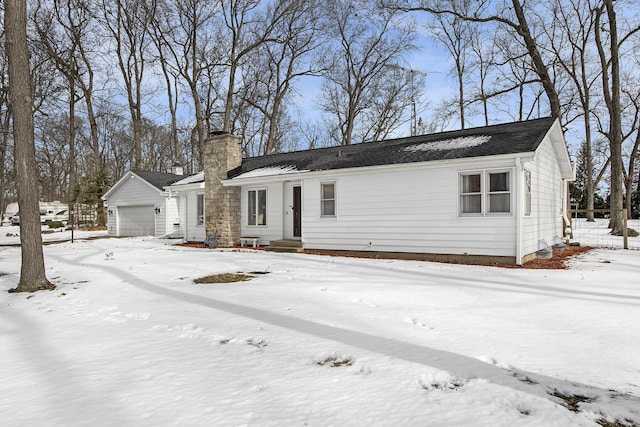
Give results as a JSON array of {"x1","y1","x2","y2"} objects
[{"x1": 103, "y1": 170, "x2": 185, "y2": 237}]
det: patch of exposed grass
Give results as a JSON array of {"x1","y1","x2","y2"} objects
[
  {"x1": 315, "y1": 354, "x2": 353, "y2": 367},
  {"x1": 596, "y1": 418, "x2": 639, "y2": 427},
  {"x1": 194, "y1": 272, "x2": 255, "y2": 284},
  {"x1": 550, "y1": 390, "x2": 595, "y2": 412}
]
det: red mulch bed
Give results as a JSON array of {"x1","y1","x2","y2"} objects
[
  {"x1": 494, "y1": 245, "x2": 594, "y2": 269},
  {"x1": 173, "y1": 242, "x2": 594, "y2": 270}
]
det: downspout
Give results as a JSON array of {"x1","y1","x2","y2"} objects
[
  {"x1": 515, "y1": 157, "x2": 523, "y2": 265},
  {"x1": 562, "y1": 161, "x2": 577, "y2": 243}
]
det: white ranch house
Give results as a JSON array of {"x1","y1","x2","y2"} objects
[{"x1": 103, "y1": 117, "x2": 573, "y2": 265}]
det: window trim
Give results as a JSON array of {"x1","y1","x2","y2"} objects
[
  {"x1": 247, "y1": 188, "x2": 267, "y2": 226},
  {"x1": 458, "y1": 169, "x2": 513, "y2": 217},
  {"x1": 459, "y1": 172, "x2": 482, "y2": 215},
  {"x1": 196, "y1": 193, "x2": 204, "y2": 226},
  {"x1": 320, "y1": 181, "x2": 337, "y2": 218},
  {"x1": 487, "y1": 171, "x2": 511, "y2": 214},
  {"x1": 524, "y1": 169, "x2": 532, "y2": 216}
]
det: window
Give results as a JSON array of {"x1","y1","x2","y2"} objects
[
  {"x1": 459, "y1": 170, "x2": 511, "y2": 215},
  {"x1": 488, "y1": 172, "x2": 510, "y2": 213},
  {"x1": 460, "y1": 173, "x2": 482, "y2": 214},
  {"x1": 320, "y1": 183, "x2": 336, "y2": 217},
  {"x1": 524, "y1": 170, "x2": 532, "y2": 216},
  {"x1": 196, "y1": 194, "x2": 204, "y2": 225},
  {"x1": 248, "y1": 189, "x2": 267, "y2": 226}
]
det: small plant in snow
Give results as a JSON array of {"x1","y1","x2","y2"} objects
[
  {"x1": 246, "y1": 338, "x2": 268, "y2": 349},
  {"x1": 314, "y1": 353, "x2": 354, "y2": 367},
  {"x1": 418, "y1": 373, "x2": 466, "y2": 391},
  {"x1": 105, "y1": 252, "x2": 114, "y2": 260}
]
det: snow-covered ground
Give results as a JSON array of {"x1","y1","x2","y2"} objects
[
  {"x1": 0, "y1": 225, "x2": 107, "y2": 245},
  {"x1": 1, "y1": 233, "x2": 639, "y2": 426}
]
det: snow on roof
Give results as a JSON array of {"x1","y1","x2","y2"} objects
[
  {"x1": 234, "y1": 165, "x2": 306, "y2": 179},
  {"x1": 171, "y1": 171, "x2": 204, "y2": 186},
  {"x1": 403, "y1": 135, "x2": 491, "y2": 152}
]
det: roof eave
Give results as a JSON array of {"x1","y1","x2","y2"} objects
[{"x1": 222, "y1": 151, "x2": 537, "y2": 186}]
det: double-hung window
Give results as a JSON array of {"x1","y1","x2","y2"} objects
[
  {"x1": 320, "y1": 182, "x2": 336, "y2": 217},
  {"x1": 488, "y1": 172, "x2": 510, "y2": 213},
  {"x1": 248, "y1": 189, "x2": 267, "y2": 226},
  {"x1": 459, "y1": 170, "x2": 511, "y2": 215},
  {"x1": 460, "y1": 173, "x2": 482, "y2": 214}
]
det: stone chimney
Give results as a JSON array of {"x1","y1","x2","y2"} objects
[{"x1": 203, "y1": 132, "x2": 242, "y2": 247}]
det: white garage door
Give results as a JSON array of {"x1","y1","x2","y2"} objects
[{"x1": 118, "y1": 205, "x2": 155, "y2": 236}]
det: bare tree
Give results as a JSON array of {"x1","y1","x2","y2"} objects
[
  {"x1": 5, "y1": 0, "x2": 53, "y2": 292},
  {"x1": 101, "y1": 0, "x2": 152, "y2": 169},
  {"x1": 426, "y1": 0, "x2": 476, "y2": 128},
  {"x1": 0, "y1": 23, "x2": 13, "y2": 218},
  {"x1": 148, "y1": 0, "x2": 219, "y2": 166},
  {"x1": 547, "y1": 0, "x2": 603, "y2": 221},
  {"x1": 319, "y1": 0, "x2": 417, "y2": 145},
  {"x1": 594, "y1": 0, "x2": 633, "y2": 234},
  {"x1": 143, "y1": 0, "x2": 182, "y2": 164},
  {"x1": 388, "y1": 0, "x2": 562, "y2": 119},
  {"x1": 34, "y1": 0, "x2": 107, "y2": 222},
  {"x1": 241, "y1": 0, "x2": 325, "y2": 155}
]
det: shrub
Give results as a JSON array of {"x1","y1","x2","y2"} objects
[{"x1": 47, "y1": 221, "x2": 64, "y2": 229}]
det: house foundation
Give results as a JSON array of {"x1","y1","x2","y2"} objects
[{"x1": 203, "y1": 132, "x2": 242, "y2": 247}]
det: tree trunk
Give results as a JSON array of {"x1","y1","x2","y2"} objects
[
  {"x1": 5, "y1": 0, "x2": 54, "y2": 293},
  {"x1": 595, "y1": 0, "x2": 624, "y2": 234},
  {"x1": 511, "y1": 0, "x2": 562, "y2": 119}
]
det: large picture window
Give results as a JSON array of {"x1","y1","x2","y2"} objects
[
  {"x1": 459, "y1": 170, "x2": 511, "y2": 216},
  {"x1": 248, "y1": 189, "x2": 267, "y2": 226},
  {"x1": 320, "y1": 182, "x2": 336, "y2": 217}
]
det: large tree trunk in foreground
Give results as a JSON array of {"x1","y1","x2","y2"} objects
[{"x1": 5, "y1": 0, "x2": 54, "y2": 293}]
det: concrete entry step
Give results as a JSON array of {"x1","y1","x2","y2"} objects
[{"x1": 265, "y1": 239, "x2": 304, "y2": 253}]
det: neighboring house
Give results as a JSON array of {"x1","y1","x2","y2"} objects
[
  {"x1": 103, "y1": 170, "x2": 187, "y2": 237},
  {"x1": 210, "y1": 117, "x2": 573, "y2": 265}
]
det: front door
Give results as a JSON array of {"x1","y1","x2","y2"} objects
[
  {"x1": 293, "y1": 186, "x2": 301, "y2": 237},
  {"x1": 283, "y1": 182, "x2": 302, "y2": 240}
]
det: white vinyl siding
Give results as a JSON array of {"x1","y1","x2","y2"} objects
[
  {"x1": 183, "y1": 191, "x2": 206, "y2": 242},
  {"x1": 521, "y1": 134, "x2": 566, "y2": 256},
  {"x1": 302, "y1": 162, "x2": 517, "y2": 257}
]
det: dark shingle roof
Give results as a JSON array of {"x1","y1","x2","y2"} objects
[
  {"x1": 229, "y1": 117, "x2": 557, "y2": 178},
  {"x1": 132, "y1": 170, "x2": 186, "y2": 190}
]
